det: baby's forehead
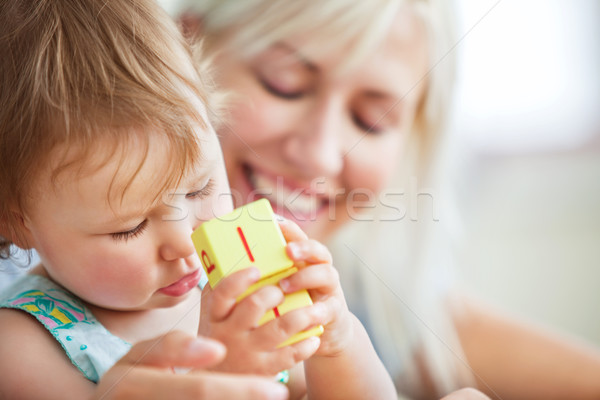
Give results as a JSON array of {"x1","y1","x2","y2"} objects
[{"x1": 37, "y1": 127, "x2": 212, "y2": 210}]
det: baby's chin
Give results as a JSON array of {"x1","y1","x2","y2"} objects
[{"x1": 82, "y1": 293, "x2": 182, "y2": 313}]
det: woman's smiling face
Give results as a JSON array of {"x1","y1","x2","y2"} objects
[{"x1": 215, "y1": 10, "x2": 429, "y2": 241}]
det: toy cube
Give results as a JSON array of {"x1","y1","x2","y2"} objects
[
  {"x1": 192, "y1": 198, "x2": 293, "y2": 288},
  {"x1": 192, "y1": 199, "x2": 323, "y2": 347}
]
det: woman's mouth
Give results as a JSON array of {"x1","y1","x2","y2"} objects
[
  {"x1": 158, "y1": 269, "x2": 202, "y2": 297},
  {"x1": 241, "y1": 163, "x2": 330, "y2": 224}
]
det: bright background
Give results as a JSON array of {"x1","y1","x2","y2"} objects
[{"x1": 450, "y1": 0, "x2": 600, "y2": 346}]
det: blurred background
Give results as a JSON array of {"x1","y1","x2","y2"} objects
[{"x1": 450, "y1": 0, "x2": 600, "y2": 346}]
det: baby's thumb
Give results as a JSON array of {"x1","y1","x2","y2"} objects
[{"x1": 119, "y1": 330, "x2": 226, "y2": 370}]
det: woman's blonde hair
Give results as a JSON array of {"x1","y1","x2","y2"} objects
[
  {"x1": 167, "y1": 0, "x2": 471, "y2": 395},
  {"x1": 175, "y1": 0, "x2": 456, "y2": 170},
  {"x1": 0, "y1": 0, "x2": 218, "y2": 258}
]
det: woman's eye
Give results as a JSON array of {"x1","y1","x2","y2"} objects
[
  {"x1": 186, "y1": 179, "x2": 215, "y2": 200},
  {"x1": 111, "y1": 219, "x2": 148, "y2": 242},
  {"x1": 252, "y1": 44, "x2": 315, "y2": 100},
  {"x1": 259, "y1": 77, "x2": 306, "y2": 100},
  {"x1": 352, "y1": 113, "x2": 383, "y2": 134}
]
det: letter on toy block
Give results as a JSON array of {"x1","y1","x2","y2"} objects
[{"x1": 191, "y1": 198, "x2": 293, "y2": 288}]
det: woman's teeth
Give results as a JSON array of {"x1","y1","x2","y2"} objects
[{"x1": 248, "y1": 169, "x2": 323, "y2": 217}]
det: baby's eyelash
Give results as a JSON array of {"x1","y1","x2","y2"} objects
[
  {"x1": 186, "y1": 179, "x2": 215, "y2": 199},
  {"x1": 109, "y1": 180, "x2": 213, "y2": 242},
  {"x1": 111, "y1": 219, "x2": 148, "y2": 242}
]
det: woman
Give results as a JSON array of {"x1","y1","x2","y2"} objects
[{"x1": 174, "y1": 0, "x2": 600, "y2": 398}]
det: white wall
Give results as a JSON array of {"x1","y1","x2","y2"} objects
[{"x1": 451, "y1": 0, "x2": 600, "y2": 345}]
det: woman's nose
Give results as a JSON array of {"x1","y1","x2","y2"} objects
[{"x1": 282, "y1": 97, "x2": 345, "y2": 178}]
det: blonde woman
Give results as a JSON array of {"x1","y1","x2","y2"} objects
[{"x1": 171, "y1": 0, "x2": 600, "y2": 398}]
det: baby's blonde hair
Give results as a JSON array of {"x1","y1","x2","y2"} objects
[{"x1": 0, "y1": 0, "x2": 217, "y2": 258}]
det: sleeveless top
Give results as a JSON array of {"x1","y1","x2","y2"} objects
[{"x1": 0, "y1": 275, "x2": 131, "y2": 383}]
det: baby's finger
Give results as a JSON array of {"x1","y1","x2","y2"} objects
[
  {"x1": 277, "y1": 218, "x2": 308, "y2": 242},
  {"x1": 252, "y1": 303, "x2": 328, "y2": 349},
  {"x1": 273, "y1": 335, "x2": 321, "y2": 367},
  {"x1": 232, "y1": 285, "x2": 285, "y2": 329},
  {"x1": 279, "y1": 264, "x2": 339, "y2": 294},
  {"x1": 206, "y1": 267, "x2": 261, "y2": 321},
  {"x1": 286, "y1": 240, "x2": 333, "y2": 264}
]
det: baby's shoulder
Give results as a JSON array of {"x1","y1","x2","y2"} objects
[
  {"x1": 0, "y1": 308, "x2": 94, "y2": 397},
  {"x1": 0, "y1": 306, "x2": 52, "y2": 344},
  {"x1": 0, "y1": 307, "x2": 70, "y2": 362},
  {"x1": 0, "y1": 303, "x2": 46, "y2": 327}
]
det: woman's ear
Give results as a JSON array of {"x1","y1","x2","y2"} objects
[{"x1": 178, "y1": 12, "x2": 204, "y2": 40}]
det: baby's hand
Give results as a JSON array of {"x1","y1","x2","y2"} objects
[
  {"x1": 277, "y1": 219, "x2": 354, "y2": 357},
  {"x1": 198, "y1": 267, "x2": 323, "y2": 376}
]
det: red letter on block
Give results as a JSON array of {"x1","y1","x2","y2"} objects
[{"x1": 201, "y1": 250, "x2": 215, "y2": 274}]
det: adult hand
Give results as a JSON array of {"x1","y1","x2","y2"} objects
[{"x1": 94, "y1": 330, "x2": 289, "y2": 400}]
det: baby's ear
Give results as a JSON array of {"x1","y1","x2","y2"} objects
[{"x1": 0, "y1": 212, "x2": 34, "y2": 250}]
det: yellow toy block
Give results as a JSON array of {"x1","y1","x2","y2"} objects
[
  {"x1": 192, "y1": 199, "x2": 323, "y2": 347},
  {"x1": 192, "y1": 198, "x2": 293, "y2": 288}
]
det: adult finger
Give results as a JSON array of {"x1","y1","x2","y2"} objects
[
  {"x1": 119, "y1": 330, "x2": 225, "y2": 370},
  {"x1": 182, "y1": 371, "x2": 290, "y2": 400},
  {"x1": 97, "y1": 365, "x2": 289, "y2": 400},
  {"x1": 441, "y1": 388, "x2": 491, "y2": 400}
]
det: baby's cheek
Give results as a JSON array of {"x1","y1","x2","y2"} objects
[{"x1": 85, "y1": 253, "x2": 154, "y2": 306}]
